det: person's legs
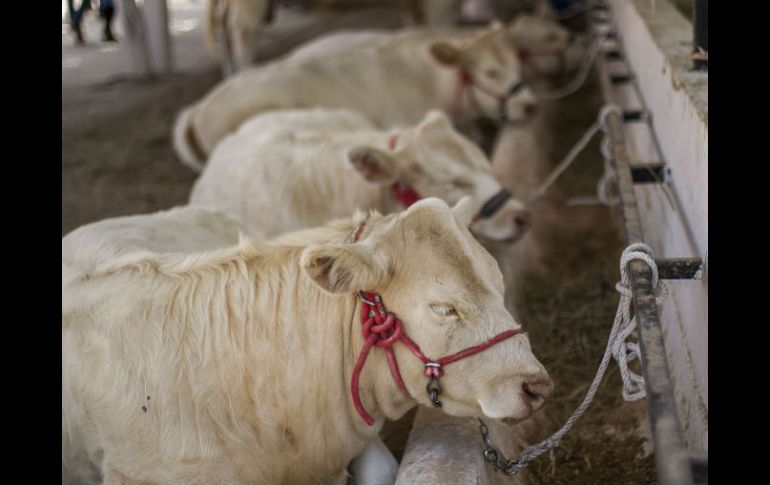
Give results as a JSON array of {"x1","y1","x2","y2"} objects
[
  {"x1": 68, "y1": 0, "x2": 91, "y2": 44},
  {"x1": 99, "y1": 0, "x2": 117, "y2": 42}
]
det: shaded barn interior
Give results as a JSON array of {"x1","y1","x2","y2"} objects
[{"x1": 62, "y1": 0, "x2": 706, "y2": 483}]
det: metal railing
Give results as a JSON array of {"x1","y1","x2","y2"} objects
[{"x1": 590, "y1": 1, "x2": 707, "y2": 483}]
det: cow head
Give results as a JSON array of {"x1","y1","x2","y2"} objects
[
  {"x1": 300, "y1": 198, "x2": 553, "y2": 424},
  {"x1": 346, "y1": 110, "x2": 531, "y2": 242},
  {"x1": 428, "y1": 25, "x2": 538, "y2": 124},
  {"x1": 509, "y1": 14, "x2": 586, "y2": 77}
]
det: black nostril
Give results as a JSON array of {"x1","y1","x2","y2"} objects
[
  {"x1": 524, "y1": 104, "x2": 537, "y2": 116},
  {"x1": 522, "y1": 382, "x2": 542, "y2": 401},
  {"x1": 514, "y1": 212, "x2": 531, "y2": 228}
]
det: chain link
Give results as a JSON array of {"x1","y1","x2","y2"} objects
[{"x1": 479, "y1": 419, "x2": 524, "y2": 475}]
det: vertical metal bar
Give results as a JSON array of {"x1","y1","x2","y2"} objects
[{"x1": 693, "y1": 0, "x2": 708, "y2": 70}]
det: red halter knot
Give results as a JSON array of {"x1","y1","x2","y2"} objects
[
  {"x1": 424, "y1": 361, "x2": 443, "y2": 378},
  {"x1": 362, "y1": 311, "x2": 404, "y2": 348}
]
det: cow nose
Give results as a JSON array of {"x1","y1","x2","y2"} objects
[
  {"x1": 521, "y1": 375, "x2": 553, "y2": 411},
  {"x1": 513, "y1": 210, "x2": 532, "y2": 231},
  {"x1": 523, "y1": 103, "x2": 538, "y2": 116},
  {"x1": 568, "y1": 32, "x2": 577, "y2": 43}
]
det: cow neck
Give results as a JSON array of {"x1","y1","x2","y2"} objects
[{"x1": 345, "y1": 220, "x2": 416, "y2": 426}]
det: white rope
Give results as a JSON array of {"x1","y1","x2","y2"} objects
[
  {"x1": 501, "y1": 243, "x2": 668, "y2": 474},
  {"x1": 532, "y1": 32, "x2": 609, "y2": 101},
  {"x1": 566, "y1": 112, "x2": 621, "y2": 207},
  {"x1": 527, "y1": 103, "x2": 621, "y2": 208}
]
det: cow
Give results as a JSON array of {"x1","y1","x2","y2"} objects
[
  {"x1": 205, "y1": 0, "x2": 469, "y2": 76},
  {"x1": 189, "y1": 108, "x2": 532, "y2": 242},
  {"x1": 172, "y1": 22, "x2": 537, "y2": 171},
  {"x1": 283, "y1": 13, "x2": 581, "y2": 79},
  {"x1": 62, "y1": 199, "x2": 553, "y2": 484}
]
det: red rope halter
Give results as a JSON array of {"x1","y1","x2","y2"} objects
[
  {"x1": 453, "y1": 68, "x2": 523, "y2": 120},
  {"x1": 348, "y1": 229, "x2": 521, "y2": 425},
  {"x1": 383, "y1": 133, "x2": 513, "y2": 221}
]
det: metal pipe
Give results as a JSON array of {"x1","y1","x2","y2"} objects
[{"x1": 693, "y1": 0, "x2": 708, "y2": 70}]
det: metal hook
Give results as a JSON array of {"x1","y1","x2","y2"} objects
[{"x1": 426, "y1": 376, "x2": 443, "y2": 408}]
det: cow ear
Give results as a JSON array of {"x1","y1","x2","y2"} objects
[
  {"x1": 301, "y1": 244, "x2": 388, "y2": 295},
  {"x1": 348, "y1": 146, "x2": 399, "y2": 185},
  {"x1": 429, "y1": 42, "x2": 462, "y2": 66},
  {"x1": 452, "y1": 196, "x2": 477, "y2": 228},
  {"x1": 509, "y1": 15, "x2": 529, "y2": 37}
]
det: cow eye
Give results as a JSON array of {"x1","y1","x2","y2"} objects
[
  {"x1": 545, "y1": 33, "x2": 559, "y2": 43},
  {"x1": 485, "y1": 68, "x2": 500, "y2": 79},
  {"x1": 430, "y1": 303, "x2": 458, "y2": 318}
]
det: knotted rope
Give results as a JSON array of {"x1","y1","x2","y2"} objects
[{"x1": 527, "y1": 103, "x2": 622, "y2": 208}]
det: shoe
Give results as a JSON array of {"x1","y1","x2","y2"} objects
[
  {"x1": 103, "y1": 29, "x2": 117, "y2": 42},
  {"x1": 73, "y1": 25, "x2": 85, "y2": 45}
]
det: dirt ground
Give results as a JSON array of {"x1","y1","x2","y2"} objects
[{"x1": 62, "y1": 3, "x2": 655, "y2": 483}]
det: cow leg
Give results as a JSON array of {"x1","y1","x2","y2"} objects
[
  {"x1": 229, "y1": 0, "x2": 271, "y2": 71},
  {"x1": 233, "y1": 23, "x2": 259, "y2": 70},
  {"x1": 348, "y1": 438, "x2": 399, "y2": 485},
  {"x1": 214, "y1": 0, "x2": 235, "y2": 77},
  {"x1": 421, "y1": 0, "x2": 462, "y2": 26}
]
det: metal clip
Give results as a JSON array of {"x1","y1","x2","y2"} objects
[
  {"x1": 357, "y1": 290, "x2": 376, "y2": 306},
  {"x1": 426, "y1": 375, "x2": 443, "y2": 407}
]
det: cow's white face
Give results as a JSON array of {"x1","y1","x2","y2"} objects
[
  {"x1": 509, "y1": 14, "x2": 588, "y2": 77},
  {"x1": 346, "y1": 110, "x2": 531, "y2": 242},
  {"x1": 300, "y1": 198, "x2": 553, "y2": 424},
  {"x1": 428, "y1": 27, "x2": 538, "y2": 124}
]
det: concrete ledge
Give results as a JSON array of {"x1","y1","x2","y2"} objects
[
  {"x1": 395, "y1": 407, "x2": 537, "y2": 485},
  {"x1": 395, "y1": 408, "x2": 488, "y2": 485}
]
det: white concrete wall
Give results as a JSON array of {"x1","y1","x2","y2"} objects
[{"x1": 606, "y1": 0, "x2": 707, "y2": 453}]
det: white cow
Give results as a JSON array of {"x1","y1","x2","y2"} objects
[
  {"x1": 284, "y1": 14, "x2": 580, "y2": 79},
  {"x1": 189, "y1": 108, "x2": 531, "y2": 242},
  {"x1": 62, "y1": 199, "x2": 553, "y2": 485},
  {"x1": 173, "y1": 23, "x2": 537, "y2": 171},
  {"x1": 205, "y1": 0, "x2": 467, "y2": 76}
]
